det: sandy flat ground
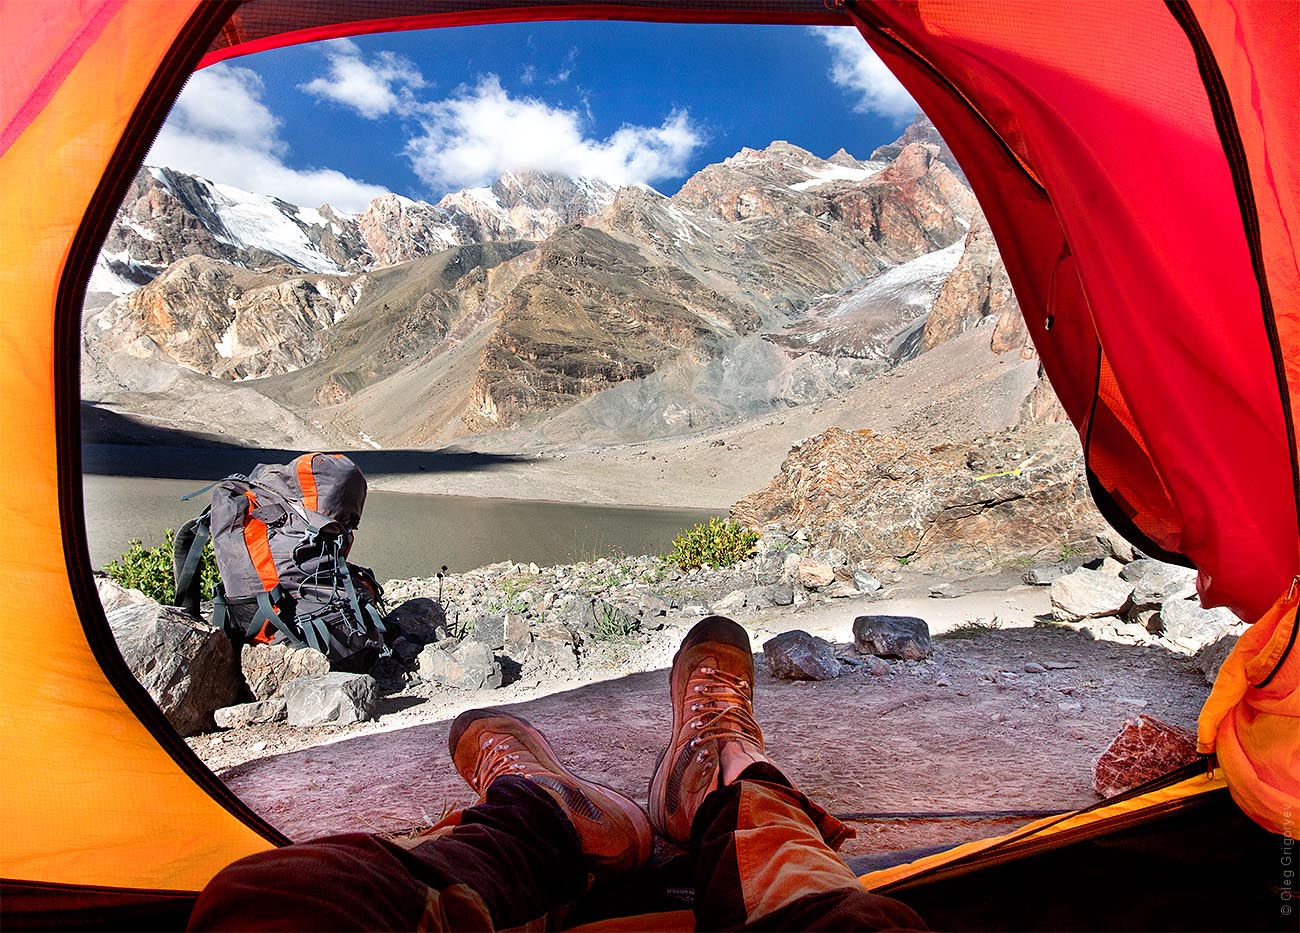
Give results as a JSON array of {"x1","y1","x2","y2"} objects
[{"x1": 204, "y1": 582, "x2": 1209, "y2": 861}]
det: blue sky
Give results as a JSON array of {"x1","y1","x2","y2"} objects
[{"x1": 149, "y1": 22, "x2": 919, "y2": 212}]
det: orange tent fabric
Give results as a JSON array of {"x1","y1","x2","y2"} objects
[{"x1": 2, "y1": 0, "x2": 1296, "y2": 916}]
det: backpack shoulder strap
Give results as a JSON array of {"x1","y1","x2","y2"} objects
[{"x1": 172, "y1": 510, "x2": 211, "y2": 617}]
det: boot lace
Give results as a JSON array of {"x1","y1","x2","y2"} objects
[
  {"x1": 684, "y1": 665, "x2": 763, "y2": 753},
  {"x1": 469, "y1": 734, "x2": 546, "y2": 792}
]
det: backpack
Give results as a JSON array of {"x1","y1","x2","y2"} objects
[{"x1": 172, "y1": 452, "x2": 389, "y2": 673}]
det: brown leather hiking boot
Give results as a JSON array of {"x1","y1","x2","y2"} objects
[
  {"x1": 649, "y1": 616, "x2": 772, "y2": 845},
  {"x1": 449, "y1": 709, "x2": 653, "y2": 881}
]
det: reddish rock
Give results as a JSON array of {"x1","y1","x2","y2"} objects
[{"x1": 1093, "y1": 715, "x2": 1199, "y2": 798}]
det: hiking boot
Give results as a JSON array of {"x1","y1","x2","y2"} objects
[
  {"x1": 649, "y1": 616, "x2": 771, "y2": 845},
  {"x1": 449, "y1": 709, "x2": 653, "y2": 880}
]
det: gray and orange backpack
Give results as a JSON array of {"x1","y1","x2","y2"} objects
[{"x1": 172, "y1": 453, "x2": 388, "y2": 672}]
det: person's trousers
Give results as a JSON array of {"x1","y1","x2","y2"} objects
[{"x1": 188, "y1": 769, "x2": 925, "y2": 931}]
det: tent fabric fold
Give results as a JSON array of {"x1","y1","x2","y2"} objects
[{"x1": 2, "y1": 0, "x2": 1296, "y2": 917}]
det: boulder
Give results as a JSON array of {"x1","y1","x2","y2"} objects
[
  {"x1": 1120, "y1": 559, "x2": 1197, "y2": 607},
  {"x1": 241, "y1": 643, "x2": 330, "y2": 701},
  {"x1": 418, "y1": 639, "x2": 503, "y2": 689},
  {"x1": 1096, "y1": 529, "x2": 1138, "y2": 563},
  {"x1": 1195, "y1": 634, "x2": 1238, "y2": 685},
  {"x1": 763, "y1": 584, "x2": 795, "y2": 607},
  {"x1": 852, "y1": 569, "x2": 883, "y2": 594},
  {"x1": 763, "y1": 631, "x2": 843, "y2": 681},
  {"x1": 214, "y1": 698, "x2": 288, "y2": 729},
  {"x1": 1093, "y1": 715, "x2": 1198, "y2": 798},
  {"x1": 1050, "y1": 567, "x2": 1134, "y2": 622},
  {"x1": 384, "y1": 598, "x2": 447, "y2": 643},
  {"x1": 470, "y1": 615, "x2": 507, "y2": 650},
  {"x1": 713, "y1": 589, "x2": 747, "y2": 613},
  {"x1": 1022, "y1": 564, "x2": 1069, "y2": 587},
  {"x1": 391, "y1": 636, "x2": 425, "y2": 662},
  {"x1": 95, "y1": 577, "x2": 154, "y2": 614},
  {"x1": 824, "y1": 581, "x2": 860, "y2": 599},
  {"x1": 284, "y1": 673, "x2": 378, "y2": 727},
  {"x1": 105, "y1": 601, "x2": 241, "y2": 736},
  {"x1": 504, "y1": 613, "x2": 530, "y2": 652},
  {"x1": 797, "y1": 559, "x2": 835, "y2": 589},
  {"x1": 853, "y1": 615, "x2": 932, "y2": 660},
  {"x1": 811, "y1": 548, "x2": 848, "y2": 568},
  {"x1": 1158, "y1": 600, "x2": 1243, "y2": 652}
]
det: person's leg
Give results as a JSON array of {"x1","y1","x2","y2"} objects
[
  {"x1": 649, "y1": 616, "x2": 927, "y2": 931},
  {"x1": 190, "y1": 711, "x2": 652, "y2": 932}
]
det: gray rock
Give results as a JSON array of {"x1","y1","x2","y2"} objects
[
  {"x1": 95, "y1": 577, "x2": 154, "y2": 614},
  {"x1": 214, "y1": 698, "x2": 287, "y2": 729},
  {"x1": 384, "y1": 598, "x2": 447, "y2": 643},
  {"x1": 1096, "y1": 529, "x2": 1137, "y2": 563},
  {"x1": 780, "y1": 552, "x2": 804, "y2": 581},
  {"x1": 638, "y1": 594, "x2": 671, "y2": 616},
  {"x1": 811, "y1": 548, "x2": 848, "y2": 568},
  {"x1": 1159, "y1": 600, "x2": 1243, "y2": 652},
  {"x1": 470, "y1": 615, "x2": 507, "y2": 650},
  {"x1": 417, "y1": 639, "x2": 503, "y2": 689},
  {"x1": 713, "y1": 589, "x2": 747, "y2": 613},
  {"x1": 284, "y1": 673, "x2": 378, "y2": 726},
  {"x1": 1120, "y1": 559, "x2": 1197, "y2": 606},
  {"x1": 241, "y1": 642, "x2": 331, "y2": 701},
  {"x1": 1023, "y1": 662, "x2": 1047, "y2": 674},
  {"x1": 1195, "y1": 634, "x2": 1238, "y2": 685},
  {"x1": 853, "y1": 615, "x2": 933, "y2": 660},
  {"x1": 929, "y1": 583, "x2": 959, "y2": 599},
  {"x1": 763, "y1": 631, "x2": 843, "y2": 681},
  {"x1": 105, "y1": 602, "x2": 241, "y2": 736},
  {"x1": 852, "y1": 569, "x2": 883, "y2": 594},
  {"x1": 764, "y1": 585, "x2": 795, "y2": 607},
  {"x1": 1050, "y1": 568, "x2": 1134, "y2": 622},
  {"x1": 1022, "y1": 564, "x2": 1069, "y2": 586}
]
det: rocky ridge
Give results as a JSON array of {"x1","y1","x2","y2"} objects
[{"x1": 85, "y1": 122, "x2": 1002, "y2": 448}]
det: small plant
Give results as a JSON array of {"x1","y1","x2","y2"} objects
[
  {"x1": 940, "y1": 617, "x2": 1004, "y2": 640},
  {"x1": 104, "y1": 529, "x2": 219, "y2": 604},
  {"x1": 589, "y1": 599, "x2": 638, "y2": 641},
  {"x1": 665, "y1": 517, "x2": 759, "y2": 571}
]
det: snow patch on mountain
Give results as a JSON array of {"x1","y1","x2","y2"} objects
[
  {"x1": 789, "y1": 161, "x2": 888, "y2": 191},
  {"x1": 208, "y1": 182, "x2": 343, "y2": 273},
  {"x1": 826, "y1": 240, "x2": 964, "y2": 318}
]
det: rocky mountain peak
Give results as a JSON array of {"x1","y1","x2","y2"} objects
[{"x1": 871, "y1": 113, "x2": 967, "y2": 185}]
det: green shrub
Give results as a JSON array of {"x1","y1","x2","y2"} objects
[
  {"x1": 665, "y1": 517, "x2": 759, "y2": 571},
  {"x1": 105, "y1": 529, "x2": 219, "y2": 604}
]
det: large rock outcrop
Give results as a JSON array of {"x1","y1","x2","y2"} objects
[{"x1": 732, "y1": 424, "x2": 1106, "y2": 575}]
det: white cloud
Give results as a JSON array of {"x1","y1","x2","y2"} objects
[
  {"x1": 813, "y1": 27, "x2": 918, "y2": 121},
  {"x1": 299, "y1": 38, "x2": 426, "y2": 119},
  {"x1": 146, "y1": 63, "x2": 389, "y2": 212},
  {"x1": 405, "y1": 75, "x2": 703, "y2": 190}
]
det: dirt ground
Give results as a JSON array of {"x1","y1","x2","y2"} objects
[{"x1": 205, "y1": 583, "x2": 1210, "y2": 861}]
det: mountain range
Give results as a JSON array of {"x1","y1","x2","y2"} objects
[{"x1": 83, "y1": 115, "x2": 1048, "y2": 453}]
